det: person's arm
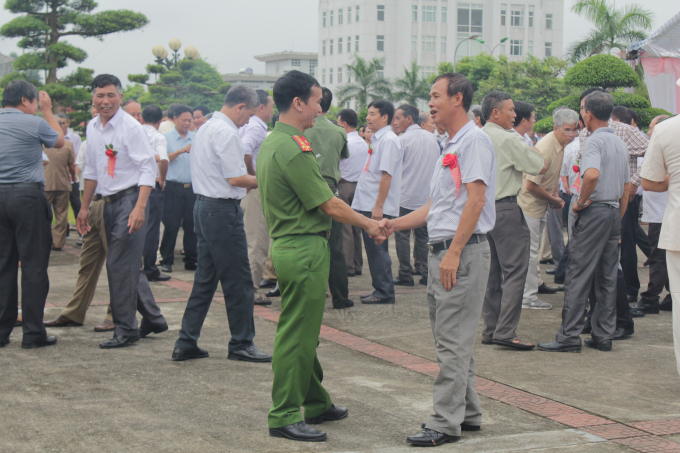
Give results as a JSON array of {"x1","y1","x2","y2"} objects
[
  {"x1": 76, "y1": 179, "x2": 98, "y2": 235},
  {"x1": 241, "y1": 125, "x2": 259, "y2": 176},
  {"x1": 526, "y1": 180, "x2": 564, "y2": 209},
  {"x1": 372, "y1": 171, "x2": 392, "y2": 220},
  {"x1": 510, "y1": 135, "x2": 544, "y2": 176},
  {"x1": 319, "y1": 196, "x2": 383, "y2": 237},
  {"x1": 38, "y1": 92, "x2": 65, "y2": 148},
  {"x1": 641, "y1": 176, "x2": 669, "y2": 192},
  {"x1": 244, "y1": 154, "x2": 255, "y2": 176},
  {"x1": 572, "y1": 168, "x2": 599, "y2": 213},
  {"x1": 157, "y1": 160, "x2": 168, "y2": 190},
  {"x1": 561, "y1": 176, "x2": 572, "y2": 195},
  {"x1": 128, "y1": 186, "x2": 152, "y2": 234},
  {"x1": 228, "y1": 174, "x2": 258, "y2": 189},
  {"x1": 168, "y1": 145, "x2": 190, "y2": 161},
  {"x1": 68, "y1": 162, "x2": 77, "y2": 182},
  {"x1": 619, "y1": 183, "x2": 630, "y2": 218}
]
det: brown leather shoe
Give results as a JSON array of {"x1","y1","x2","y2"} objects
[
  {"x1": 15, "y1": 316, "x2": 22, "y2": 327},
  {"x1": 44, "y1": 314, "x2": 83, "y2": 327},
  {"x1": 94, "y1": 319, "x2": 115, "y2": 332}
]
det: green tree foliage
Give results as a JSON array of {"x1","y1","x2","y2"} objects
[
  {"x1": 638, "y1": 108, "x2": 672, "y2": 128},
  {"x1": 533, "y1": 116, "x2": 555, "y2": 134},
  {"x1": 125, "y1": 59, "x2": 229, "y2": 111},
  {"x1": 337, "y1": 55, "x2": 392, "y2": 109},
  {"x1": 0, "y1": 0, "x2": 148, "y2": 84},
  {"x1": 547, "y1": 95, "x2": 581, "y2": 112},
  {"x1": 567, "y1": 0, "x2": 653, "y2": 63},
  {"x1": 426, "y1": 62, "x2": 454, "y2": 85},
  {"x1": 392, "y1": 60, "x2": 430, "y2": 106},
  {"x1": 564, "y1": 54, "x2": 640, "y2": 88},
  {"x1": 454, "y1": 53, "x2": 497, "y2": 91}
]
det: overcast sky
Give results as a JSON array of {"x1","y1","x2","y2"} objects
[{"x1": 0, "y1": 0, "x2": 677, "y2": 85}]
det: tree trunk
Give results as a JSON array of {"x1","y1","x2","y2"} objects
[{"x1": 46, "y1": 7, "x2": 59, "y2": 84}]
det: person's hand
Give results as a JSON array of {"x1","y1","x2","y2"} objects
[
  {"x1": 183, "y1": 145, "x2": 192, "y2": 154},
  {"x1": 439, "y1": 250, "x2": 461, "y2": 291},
  {"x1": 76, "y1": 209, "x2": 90, "y2": 235},
  {"x1": 550, "y1": 197, "x2": 565, "y2": 210},
  {"x1": 565, "y1": 188, "x2": 572, "y2": 196},
  {"x1": 365, "y1": 219, "x2": 387, "y2": 241},
  {"x1": 628, "y1": 183, "x2": 637, "y2": 202},
  {"x1": 572, "y1": 199, "x2": 590, "y2": 215},
  {"x1": 372, "y1": 218, "x2": 393, "y2": 244},
  {"x1": 38, "y1": 91, "x2": 52, "y2": 111},
  {"x1": 371, "y1": 205, "x2": 383, "y2": 221},
  {"x1": 128, "y1": 206, "x2": 145, "y2": 234}
]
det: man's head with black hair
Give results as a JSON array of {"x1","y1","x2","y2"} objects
[
  {"x1": 320, "y1": 87, "x2": 333, "y2": 113},
  {"x1": 91, "y1": 74, "x2": 124, "y2": 122},
  {"x1": 367, "y1": 99, "x2": 394, "y2": 131},
  {"x1": 1, "y1": 79, "x2": 39, "y2": 110},
  {"x1": 337, "y1": 108, "x2": 358, "y2": 131},
  {"x1": 393, "y1": 104, "x2": 419, "y2": 134},
  {"x1": 142, "y1": 105, "x2": 163, "y2": 126},
  {"x1": 513, "y1": 101, "x2": 535, "y2": 134},
  {"x1": 192, "y1": 104, "x2": 210, "y2": 129},
  {"x1": 611, "y1": 105, "x2": 632, "y2": 125},
  {"x1": 272, "y1": 70, "x2": 322, "y2": 132}
]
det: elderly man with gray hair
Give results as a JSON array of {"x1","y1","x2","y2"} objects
[
  {"x1": 517, "y1": 108, "x2": 579, "y2": 319},
  {"x1": 171, "y1": 85, "x2": 272, "y2": 363}
]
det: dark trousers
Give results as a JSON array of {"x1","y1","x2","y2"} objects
[
  {"x1": 554, "y1": 241, "x2": 569, "y2": 284},
  {"x1": 395, "y1": 206, "x2": 429, "y2": 281},
  {"x1": 143, "y1": 185, "x2": 164, "y2": 280},
  {"x1": 327, "y1": 184, "x2": 350, "y2": 305},
  {"x1": 358, "y1": 210, "x2": 395, "y2": 301},
  {"x1": 160, "y1": 181, "x2": 197, "y2": 266},
  {"x1": 175, "y1": 198, "x2": 255, "y2": 352},
  {"x1": 587, "y1": 268, "x2": 634, "y2": 330},
  {"x1": 620, "y1": 195, "x2": 650, "y2": 297},
  {"x1": 0, "y1": 187, "x2": 52, "y2": 344},
  {"x1": 69, "y1": 182, "x2": 81, "y2": 219},
  {"x1": 639, "y1": 223, "x2": 669, "y2": 306}
]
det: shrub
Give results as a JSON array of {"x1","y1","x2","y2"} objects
[{"x1": 564, "y1": 54, "x2": 639, "y2": 88}]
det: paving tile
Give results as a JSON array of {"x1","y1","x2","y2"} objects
[
  {"x1": 582, "y1": 423, "x2": 648, "y2": 440},
  {"x1": 613, "y1": 435, "x2": 680, "y2": 452},
  {"x1": 549, "y1": 413, "x2": 615, "y2": 428},
  {"x1": 632, "y1": 420, "x2": 680, "y2": 436}
]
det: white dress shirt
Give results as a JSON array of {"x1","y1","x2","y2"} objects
[
  {"x1": 561, "y1": 139, "x2": 580, "y2": 196},
  {"x1": 190, "y1": 111, "x2": 248, "y2": 200},
  {"x1": 339, "y1": 131, "x2": 369, "y2": 182},
  {"x1": 351, "y1": 125, "x2": 403, "y2": 217},
  {"x1": 82, "y1": 108, "x2": 157, "y2": 197},
  {"x1": 158, "y1": 120, "x2": 175, "y2": 135},
  {"x1": 65, "y1": 128, "x2": 82, "y2": 157},
  {"x1": 239, "y1": 115, "x2": 267, "y2": 173},
  {"x1": 399, "y1": 124, "x2": 441, "y2": 210},
  {"x1": 143, "y1": 125, "x2": 169, "y2": 179}
]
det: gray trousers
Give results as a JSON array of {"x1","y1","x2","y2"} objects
[
  {"x1": 425, "y1": 239, "x2": 490, "y2": 437},
  {"x1": 337, "y1": 181, "x2": 363, "y2": 275},
  {"x1": 556, "y1": 205, "x2": 621, "y2": 344},
  {"x1": 482, "y1": 202, "x2": 530, "y2": 342},
  {"x1": 395, "y1": 206, "x2": 429, "y2": 281},
  {"x1": 103, "y1": 191, "x2": 165, "y2": 337},
  {"x1": 546, "y1": 194, "x2": 569, "y2": 263}
]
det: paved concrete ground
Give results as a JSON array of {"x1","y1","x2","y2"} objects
[{"x1": 2, "y1": 228, "x2": 678, "y2": 453}]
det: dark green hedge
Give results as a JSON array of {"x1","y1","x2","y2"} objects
[{"x1": 564, "y1": 55, "x2": 640, "y2": 88}]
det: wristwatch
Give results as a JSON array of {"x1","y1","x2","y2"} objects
[{"x1": 576, "y1": 199, "x2": 589, "y2": 207}]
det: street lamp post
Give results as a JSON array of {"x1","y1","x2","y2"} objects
[
  {"x1": 491, "y1": 37, "x2": 509, "y2": 56},
  {"x1": 168, "y1": 39, "x2": 182, "y2": 68},
  {"x1": 453, "y1": 34, "x2": 481, "y2": 72}
]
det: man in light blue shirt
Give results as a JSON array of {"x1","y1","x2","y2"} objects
[{"x1": 160, "y1": 104, "x2": 197, "y2": 272}]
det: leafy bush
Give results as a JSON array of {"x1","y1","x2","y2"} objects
[
  {"x1": 638, "y1": 107, "x2": 673, "y2": 129},
  {"x1": 547, "y1": 95, "x2": 580, "y2": 113},
  {"x1": 564, "y1": 54, "x2": 639, "y2": 88},
  {"x1": 533, "y1": 116, "x2": 554, "y2": 134},
  {"x1": 611, "y1": 91, "x2": 650, "y2": 109}
]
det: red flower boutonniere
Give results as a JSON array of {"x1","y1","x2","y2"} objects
[
  {"x1": 363, "y1": 146, "x2": 373, "y2": 172},
  {"x1": 442, "y1": 153, "x2": 462, "y2": 196},
  {"x1": 573, "y1": 165, "x2": 579, "y2": 173},
  {"x1": 105, "y1": 144, "x2": 117, "y2": 177}
]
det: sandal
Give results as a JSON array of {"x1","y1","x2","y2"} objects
[{"x1": 493, "y1": 338, "x2": 535, "y2": 350}]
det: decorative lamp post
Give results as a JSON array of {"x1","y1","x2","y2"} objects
[
  {"x1": 453, "y1": 34, "x2": 481, "y2": 72},
  {"x1": 491, "y1": 37, "x2": 509, "y2": 56},
  {"x1": 184, "y1": 46, "x2": 199, "y2": 60},
  {"x1": 152, "y1": 45, "x2": 167, "y2": 65},
  {"x1": 168, "y1": 38, "x2": 182, "y2": 68}
]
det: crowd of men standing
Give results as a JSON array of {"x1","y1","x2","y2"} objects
[{"x1": 0, "y1": 69, "x2": 678, "y2": 447}]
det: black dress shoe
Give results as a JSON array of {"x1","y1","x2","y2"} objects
[
  {"x1": 632, "y1": 301, "x2": 659, "y2": 315},
  {"x1": 347, "y1": 272, "x2": 356, "y2": 277},
  {"x1": 21, "y1": 335, "x2": 57, "y2": 349},
  {"x1": 185, "y1": 263, "x2": 197, "y2": 271},
  {"x1": 99, "y1": 334, "x2": 140, "y2": 349},
  {"x1": 629, "y1": 307, "x2": 646, "y2": 318},
  {"x1": 172, "y1": 346, "x2": 209, "y2": 361},
  {"x1": 613, "y1": 327, "x2": 634, "y2": 340},
  {"x1": 554, "y1": 278, "x2": 564, "y2": 285},
  {"x1": 254, "y1": 295, "x2": 272, "y2": 306},
  {"x1": 265, "y1": 284, "x2": 280, "y2": 298},
  {"x1": 554, "y1": 285, "x2": 565, "y2": 292},
  {"x1": 139, "y1": 322, "x2": 168, "y2": 338},
  {"x1": 581, "y1": 321, "x2": 592, "y2": 334},
  {"x1": 393, "y1": 278, "x2": 415, "y2": 286},
  {"x1": 160, "y1": 264, "x2": 172, "y2": 273},
  {"x1": 539, "y1": 259, "x2": 555, "y2": 265},
  {"x1": 361, "y1": 296, "x2": 395, "y2": 304},
  {"x1": 149, "y1": 274, "x2": 171, "y2": 282},
  {"x1": 538, "y1": 283, "x2": 559, "y2": 294},
  {"x1": 259, "y1": 278, "x2": 276, "y2": 289},
  {"x1": 228, "y1": 345, "x2": 272, "y2": 362},
  {"x1": 407, "y1": 428, "x2": 459, "y2": 447},
  {"x1": 269, "y1": 421, "x2": 327, "y2": 442},
  {"x1": 627, "y1": 294, "x2": 638, "y2": 303},
  {"x1": 304, "y1": 404, "x2": 348, "y2": 424},
  {"x1": 333, "y1": 299, "x2": 354, "y2": 309},
  {"x1": 537, "y1": 340, "x2": 581, "y2": 353},
  {"x1": 660, "y1": 295, "x2": 673, "y2": 311},
  {"x1": 584, "y1": 338, "x2": 612, "y2": 351},
  {"x1": 545, "y1": 268, "x2": 556, "y2": 275},
  {"x1": 419, "y1": 276, "x2": 428, "y2": 285},
  {"x1": 0, "y1": 338, "x2": 9, "y2": 347},
  {"x1": 422, "y1": 422, "x2": 480, "y2": 431},
  {"x1": 355, "y1": 271, "x2": 362, "y2": 276}
]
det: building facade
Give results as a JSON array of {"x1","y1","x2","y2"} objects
[
  {"x1": 318, "y1": 0, "x2": 563, "y2": 102},
  {"x1": 222, "y1": 51, "x2": 319, "y2": 91}
]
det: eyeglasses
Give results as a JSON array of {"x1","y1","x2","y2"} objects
[{"x1": 560, "y1": 128, "x2": 580, "y2": 135}]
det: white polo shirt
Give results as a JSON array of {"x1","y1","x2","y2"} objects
[
  {"x1": 399, "y1": 124, "x2": 441, "y2": 210},
  {"x1": 339, "y1": 131, "x2": 369, "y2": 182}
]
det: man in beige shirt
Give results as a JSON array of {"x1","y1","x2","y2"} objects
[
  {"x1": 518, "y1": 109, "x2": 579, "y2": 311},
  {"x1": 639, "y1": 113, "x2": 680, "y2": 375},
  {"x1": 43, "y1": 118, "x2": 76, "y2": 250},
  {"x1": 481, "y1": 91, "x2": 545, "y2": 350}
]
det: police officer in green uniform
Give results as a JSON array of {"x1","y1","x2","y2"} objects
[{"x1": 258, "y1": 70, "x2": 384, "y2": 442}]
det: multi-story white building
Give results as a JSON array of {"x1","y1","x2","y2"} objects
[
  {"x1": 318, "y1": 0, "x2": 563, "y2": 103},
  {"x1": 255, "y1": 51, "x2": 319, "y2": 78}
]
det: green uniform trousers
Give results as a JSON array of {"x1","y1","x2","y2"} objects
[{"x1": 268, "y1": 234, "x2": 333, "y2": 428}]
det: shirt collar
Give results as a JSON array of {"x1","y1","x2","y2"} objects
[
  {"x1": 249, "y1": 115, "x2": 267, "y2": 130},
  {"x1": 212, "y1": 111, "x2": 238, "y2": 131},
  {"x1": 94, "y1": 107, "x2": 124, "y2": 130},
  {"x1": 542, "y1": 131, "x2": 563, "y2": 154},
  {"x1": 347, "y1": 131, "x2": 360, "y2": 139},
  {"x1": 442, "y1": 120, "x2": 475, "y2": 148},
  {"x1": 0, "y1": 108, "x2": 24, "y2": 115},
  {"x1": 484, "y1": 121, "x2": 510, "y2": 132},
  {"x1": 372, "y1": 125, "x2": 391, "y2": 142},
  {"x1": 273, "y1": 121, "x2": 303, "y2": 137},
  {"x1": 405, "y1": 124, "x2": 421, "y2": 134},
  {"x1": 168, "y1": 127, "x2": 195, "y2": 141}
]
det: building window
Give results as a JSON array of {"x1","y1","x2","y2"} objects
[
  {"x1": 323, "y1": 11, "x2": 326, "y2": 27},
  {"x1": 356, "y1": 35, "x2": 360, "y2": 51},
  {"x1": 423, "y1": 5, "x2": 436, "y2": 22},
  {"x1": 511, "y1": 9, "x2": 524, "y2": 27},
  {"x1": 458, "y1": 4, "x2": 483, "y2": 34},
  {"x1": 356, "y1": 5, "x2": 360, "y2": 21},
  {"x1": 528, "y1": 11, "x2": 534, "y2": 27},
  {"x1": 546, "y1": 13, "x2": 553, "y2": 29},
  {"x1": 441, "y1": 37, "x2": 447, "y2": 53},
  {"x1": 330, "y1": 68, "x2": 333, "y2": 84},
  {"x1": 338, "y1": 67, "x2": 343, "y2": 83},
  {"x1": 330, "y1": 10, "x2": 334, "y2": 26},
  {"x1": 310, "y1": 60, "x2": 317, "y2": 77},
  {"x1": 347, "y1": 36, "x2": 351, "y2": 52},
  {"x1": 442, "y1": 6, "x2": 447, "y2": 22},
  {"x1": 339, "y1": 9, "x2": 343, "y2": 24},
  {"x1": 528, "y1": 40, "x2": 533, "y2": 54},
  {"x1": 501, "y1": 9, "x2": 506, "y2": 26},
  {"x1": 377, "y1": 5, "x2": 385, "y2": 21},
  {"x1": 330, "y1": 39, "x2": 334, "y2": 55},
  {"x1": 377, "y1": 35, "x2": 385, "y2": 51},
  {"x1": 500, "y1": 44, "x2": 506, "y2": 55},
  {"x1": 545, "y1": 42, "x2": 552, "y2": 57},
  {"x1": 412, "y1": 5, "x2": 417, "y2": 22},
  {"x1": 411, "y1": 35, "x2": 417, "y2": 52},
  {"x1": 348, "y1": 6, "x2": 352, "y2": 23},
  {"x1": 322, "y1": 40, "x2": 326, "y2": 56},
  {"x1": 338, "y1": 38, "x2": 343, "y2": 53},
  {"x1": 510, "y1": 39, "x2": 522, "y2": 55},
  {"x1": 322, "y1": 68, "x2": 326, "y2": 84},
  {"x1": 421, "y1": 66, "x2": 436, "y2": 78},
  {"x1": 422, "y1": 35, "x2": 435, "y2": 53},
  {"x1": 377, "y1": 70, "x2": 384, "y2": 79},
  {"x1": 291, "y1": 59, "x2": 301, "y2": 67}
]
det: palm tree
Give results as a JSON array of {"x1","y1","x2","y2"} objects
[
  {"x1": 337, "y1": 55, "x2": 392, "y2": 109},
  {"x1": 392, "y1": 60, "x2": 430, "y2": 106},
  {"x1": 567, "y1": 0, "x2": 653, "y2": 62}
]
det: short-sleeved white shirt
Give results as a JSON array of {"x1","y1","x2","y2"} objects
[
  {"x1": 190, "y1": 111, "x2": 248, "y2": 200},
  {"x1": 351, "y1": 125, "x2": 403, "y2": 216},
  {"x1": 239, "y1": 115, "x2": 267, "y2": 173},
  {"x1": 339, "y1": 131, "x2": 369, "y2": 182},
  {"x1": 143, "y1": 125, "x2": 168, "y2": 179},
  {"x1": 399, "y1": 124, "x2": 441, "y2": 210},
  {"x1": 427, "y1": 121, "x2": 497, "y2": 241}
]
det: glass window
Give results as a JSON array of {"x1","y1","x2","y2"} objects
[
  {"x1": 501, "y1": 9, "x2": 506, "y2": 26},
  {"x1": 322, "y1": 68, "x2": 326, "y2": 84},
  {"x1": 377, "y1": 35, "x2": 385, "y2": 51},
  {"x1": 356, "y1": 35, "x2": 360, "y2": 51},
  {"x1": 546, "y1": 13, "x2": 553, "y2": 29},
  {"x1": 510, "y1": 39, "x2": 522, "y2": 55},
  {"x1": 330, "y1": 39, "x2": 334, "y2": 55},
  {"x1": 442, "y1": 6, "x2": 447, "y2": 22},
  {"x1": 338, "y1": 67, "x2": 343, "y2": 83},
  {"x1": 458, "y1": 4, "x2": 483, "y2": 34},
  {"x1": 422, "y1": 35, "x2": 435, "y2": 53},
  {"x1": 441, "y1": 37, "x2": 447, "y2": 53},
  {"x1": 423, "y1": 5, "x2": 436, "y2": 22},
  {"x1": 330, "y1": 10, "x2": 334, "y2": 26},
  {"x1": 511, "y1": 9, "x2": 524, "y2": 27},
  {"x1": 356, "y1": 5, "x2": 360, "y2": 21},
  {"x1": 412, "y1": 5, "x2": 417, "y2": 22},
  {"x1": 329, "y1": 68, "x2": 333, "y2": 84},
  {"x1": 348, "y1": 6, "x2": 352, "y2": 23},
  {"x1": 471, "y1": 6, "x2": 483, "y2": 33},
  {"x1": 322, "y1": 40, "x2": 326, "y2": 56},
  {"x1": 545, "y1": 42, "x2": 552, "y2": 57},
  {"x1": 377, "y1": 5, "x2": 385, "y2": 21},
  {"x1": 411, "y1": 35, "x2": 417, "y2": 52},
  {"x1": 339, "y1": 9, "x2": 343, "y2": 24},
  {"x1": 528, "y1": 11, "x2": 534, "y2": 27},
  {"x1": 310, "y1": 60, "x2": 317, "y2": 77},
  {"x1": 291, "y1": 59, "x2": 301, "y2": 66},
  {"x1": 338, "y1": 38, "x2": 343, "y2": 53},
  {"x1": 323, "y1": 11, "x2": 326, "y2": 27},
  {"x1": 347, "y1": 36, "x2": 351, "y2": 52},
  {"x1": 528, "y1": 40, "x2": 533, "y2": 54}
]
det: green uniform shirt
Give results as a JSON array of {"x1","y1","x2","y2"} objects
[
  {"x1": 257, "y1": 122, "x2": 335, "y2": 239},
  {"x1": 303, "y1": 116, "x2": 350, "y2": 185},
  {"x1": 483, "y1": 122, "x2": 544, "y2": 200}
]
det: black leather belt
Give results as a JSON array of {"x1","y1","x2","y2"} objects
[
  {"x1": 92, "y1": 194, "x2": 103, "y2": 201},
  {"x1": 428, "y1": 234, "x2": 487, "y2": 253},
  {"x1": 196, "y1": 194, "x2": 240, "y2": 204},
  {"x1": 315, "y1": 231, "x2": 331, "y2": 240},
  {"x1": 167, "y1": 180, "x2": 192, "y2": 189},
  {"x1": 0, "y1": 182, "x2": 44, "y2": 190},
  {"x1": 496, "y1": 196, "x2": 517, "y2": 203},
  {"x1": 104, "y1": 186, "x2": 139, "y2": 204}
]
